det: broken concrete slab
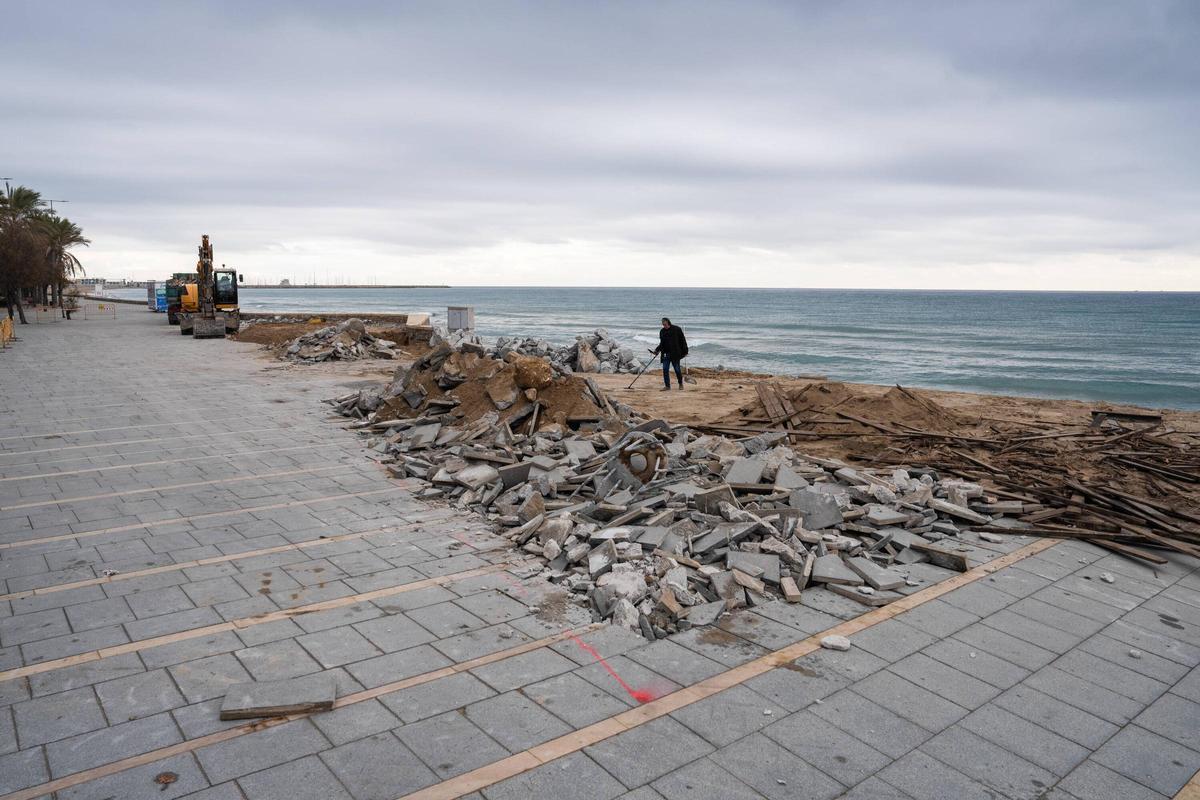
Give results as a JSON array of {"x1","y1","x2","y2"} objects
[
  {"x1": 726, "y1": 551, "x2": 782, "y2": 585},
  {"x1": 789, "y1": 488, "x2": 844, "y2": 529},
  {"x1": 845, "y1": 557, "x2": 906, "y2": 591},
  {"x1": 930, "y1": 498, "x2": 989, "y2": 524},
  {"x1": 810, "y1": 554, "x2": 864, "y2": 586},
  {"x1": 725, "y1": 457, "x2": 766, "y2": 485},
  {"x1": 219, "y1": 673, "x2": 336, "y2": 720}
]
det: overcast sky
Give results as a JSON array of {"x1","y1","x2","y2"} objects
[{"x1": 5, "y1": 1, "x2": 1198, "y2": 289}]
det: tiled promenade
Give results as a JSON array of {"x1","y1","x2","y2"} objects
[{"x1": 1, "y1": 310, "x2": 1197, "y2": 800}]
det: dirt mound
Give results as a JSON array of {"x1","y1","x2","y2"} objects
[{"x1": 729, "y1": 381, "x2": 963, "y2": 433}]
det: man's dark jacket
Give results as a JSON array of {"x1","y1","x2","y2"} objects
[{"x1": 656, "y1": 325, "x2": 689, "y2": 361}]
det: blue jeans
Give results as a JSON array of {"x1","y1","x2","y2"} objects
[{"x1": 662, "y1": 356, "x2": 682, "y2": 387}]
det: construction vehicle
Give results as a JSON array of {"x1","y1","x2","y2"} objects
[
  {"x1": 165, "y1": 272, "x2": 197, "y2": 325},
  {"x1": 178, "y1": 235, "x2": 241, "y2": 338}
]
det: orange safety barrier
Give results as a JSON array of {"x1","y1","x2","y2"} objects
[{"x1": 0, "y1": 317, "x2": 13, "y2": 347}]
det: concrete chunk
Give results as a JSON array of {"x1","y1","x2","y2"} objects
[
  {"x1": 789, "y1": 488, "x2": 844, "y2": 529},
  {"x1": 725, "y1": 457, "x2": 766, "y2": 485},
  {"x1": 929, "y1": 498, "x2": 988, "y2": 524},
  {"x1": 810, "y1": 554, "x2": 864, "y2": 586},
  {"x1": 219, "y1": 673, "x2": 336, "y2": 720},
  {"x1": 845, "y1": 557, "x2": 906, "y2": 591}
]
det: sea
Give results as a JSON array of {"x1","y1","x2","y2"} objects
[{"x1": 101, "y1": 287, "x2": 1200, "y2": 410}]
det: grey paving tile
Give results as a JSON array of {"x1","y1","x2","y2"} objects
[
  {"x1": 577, "y1": 655, "x2": 681, "y2": 707},
  {"x1": 234, "y1": 638, "x2": 322, "y2": 681},
  {"x1": 0, "y1": 747, "x2": 49, "y2": 795},
  {"x1": 586, "y1": 716, "x2": 715, "y2": 788},
  {"x1": 470, "y1": 647, "x2": 576, "y2": 693},
  {"x1": 431, "y1": 623, "x2": 533, "y2": 663},
  {"x1": 994, "y1": 684, "x2": 1120, "y2": 749},
  {"x1": 890, "y1": 598, "x2": 978, "y2": 639},
  {"x1": 651, "y1": 756, "x2": 764, "y2": 800},
  {"x1": 28, "y1": 651, "x2": 144, "y2": 697},
  {"x1": 483, "y1": 751, "x2": 626, "y2": 800},
  {"x1": 319, "y1": 731, "x2": 437, "y2": 800},
  {"x1": 1053, "y1": 648, "x2": 1170, "y2": 705},
  {"x1": 954, "y1": 621, "x2": 1057, "y2": 671},
  {"x1": 666, "y1": 625, "x2": 769, "y2": 668},
  {"x1": 13, "y1": 685, "x2": 106, "y2": 747},
  {"x1": 878, "y1": 750, "x2": 996, "y2": 800},
  {"x1": 1080, "y1": 633, "x2": 1191, "y2": 685},
  {"x1": 810, "y1": 688, "x2": 930, "y2": 759},
  {"x1": 887, "y1": 651, "x2": 999, "y2": 710},
  {"x1": 523, "y1": 671, "x2": 631, "y2": 728},
  {"x1": 237, "y1": 753, "x2": 352, "y2": 800},
  {"x1": 763, "y1": 709, "x2": 890, "y2": 788},
  {"x1": 197, "y1": 718, "x2": 330, "y2": 784},
  {"x1": 1054, "y1": 759, "x2": 1171, "y2": 800},
  {"x1": 57, "y1": 752, "x2": 209, "y2": 800},
  {"x1": 920, "y1": 724, "x2": 1056, "y2": 799},
  {"x1": 297, "y1": 626, "x2": 382, "y2": 667},
  {"x1": 671, "y1": 683, "x2": 785, "y2": 747},
  {"x1": 464, "y1": 689, "x2": 573, "y2": 751},
  {"x1": 1024, "y1": 665, "x2": 1147, "y2": 726},
  {"x1": 959, "y1": 703, "x2": 1089, "y2": 777},
  {"x1": 46, "y1": 711, "x2": 181, "y2": 777},
  {"x1": 1092, "y1": 724, "x2": 1200, "y2": 796},
  {"x1": 0, "y1": 607, "x2": 70, "y2": 647},
  {"x1": 397, "y1": 710, "x2": 510, "y2": 778},
  {"x1": 710, "y1": 731, "x2": 843, "y2": 800},
  {"x1": 379, "y1": 671, "x2": 496, "y2": 724},
  {"x1": 95, "y1": 668, "x2": 186, "y2": 722},
  {"x1": 343, "y1": 643, "x2": 451, "y2": 689},
  {"x1": 849, "y1": 619, "x2": 937, "y2": 663},
  {"x1": 834, "y1": 776, "x2": 915, "y2": 800},
  {"x1": 851, "y1": 670, "x2": 968, "y2": 732},
  {"x1": 168, "y1": 653, "x2": 253, "y2": 703}
]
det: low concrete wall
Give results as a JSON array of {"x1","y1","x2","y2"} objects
[{"x1": 241, "y1": 311, "x2": 417, "y2": 325}]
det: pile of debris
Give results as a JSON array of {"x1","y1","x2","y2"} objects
[
  {"x1": 284, "y1": 318, "x2": 400, "y2": 362},
  {"x1": 327, "y1": 353, "x2": 1041, "y2": 638},
  {"x1": 493, "y1": 329, "x2": 641, "y2": 375}
]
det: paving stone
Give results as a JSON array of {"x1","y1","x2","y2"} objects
[
  {"x1": 464, "y1": 689, "x2": 573, "y2": 751},
  {"x1": 233, "y1": 637, "x2": 323, "y2": 681},
  {"x1": 57, "y1": 752, "x2": 209, "y2": 800},
  {"x1": 1052, "y1": 648, "x2": 1170, "y2": 705},
  {"x1": 878, "y1": 749, "x2": 997, "y2": 800},
  {"x1": 64, "y1": 596, "x2": 135, "y2": 632},
  {"x1": 651, "y1": 756, "x2": 764, "y2": 800},
  {"x1": 922, "y1": 636, "x2": 1030, "y2": 689},
  {"x1": 28, "y1": 651, "x2": 145, "y2": 698},
  {"x1": 921, "y1": 724, "x2": 1056, "y2": 799},
  {"x1": 849, "y1": 619, "x2": 937, "y2": 662},
  {"x1": 1094, "y1": 723, "x2": 1200, "y2": 796},
  {"x1": 994, "y1": 684, "x2": 1120, "y2": 749},
  {"x1": 169, "y1": 652, "x2": 254, "y2": 703},
  {"x1": 141, "y1": 630, "x2": 243, "y2": 670},
  {"x1": 1054, "y1": 759, "x2": 1172, "y2": 800},
  {"x1": 483, "y1": 751, "x2": 626, "y2": 800},
  {"x1": 810, "y1": 688, "x2": 930, "y2": 759},
  {"x1": 1024, "y1": 666, "x2": 1146, "y2": 725},
  {"x1": 983, "y1": 608, "x2": 1086, "y2": 654},
  {"x1": 311, "y1": 698, "x2": 400, "y2": 746},
  {"x1": 343, "y1": 643, "x2": 452, "y2": 689},
  {"x1": 522, "y1": 671, "x2": 631, "y2": 728},
  {"x1": 297, "y1": 626, "x2": 382, "y2": 667},
  {"x1": 46, "y1": 711, "x2": 182, "y2": 777},
  {"x1": 710, "y1": 731, "x2": 843, "y2": 800},
  {"x1": 13, "y1": 685, "x2": 106, "y2": 747},
  {"x1": 379, "y1": 671, "x2": 496, "y2": 724},
  {"x1": 577, "y1": 655, "x2": 681, "y2": 707},
  {"x1": 959, "y1": 703, "x2": 1090, "y2": 777},
  {"x1": 763, "y1": 709, "x2": 891, "y2": 787},
  {"x1": 834, "y1": 776, "x2": 916, "y2": 800},
  {"x1": 1104, "y1": 619, "x2": 1200, "y2": 668},
  {"x1": 320, "y1": 731, "x2": 437, "y2": 799},
  {"x1": 586, "y1": 716, "x2": 715, "y2": 788},
  {"x1": 750, "y1": 598, "x2": 843, "y2": 635},
  {"x1": 237, "y1": 753, "x2": 353, "y2": 800},
  {"x1": 0, "y1": 747, "x2": 49, "y2": 795},
  {"x1": 954, "y1": 622, "x2": 1057, "y2": 671},
  {"x1": 198, "y1": 718, "x2": 330, "y2": 784},
  {"x1": 454, "y1": 589, "x2": 532, "y2": 624},
  {"x1": 668, "y1": 625, "x2": 769, "y2": 668},
  {"x1": 95, "y1": 668, "x2": 186, "y2": 722},
  {"x1": 1081, "y1": 633, "x2": 1190, "y2": 685},
  {"x1": 470, "y1": 647, "x2": 576, "y2": 693},
  {"x1": 887, "y1": 651, "x2": 999, "y2": 710},
  {"x1": 852, "y1": 669, "x2": 968, "y2": 732},
  {"x1": 398, "y1": 709, "x2": 509, "y2": 778},
  {"x1": 892, "y1": 598, "x2": 978, "y2": 639},
  {"x1": 405, "y1": 601, "x2": 489, "y2": 638},
  {"x1": 671, "y1": 684, "x2": 785, "y2": 746}
]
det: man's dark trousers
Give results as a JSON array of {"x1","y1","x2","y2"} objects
[{"x1": 662, "y1": 355, "x2": 682, "y2": 388}]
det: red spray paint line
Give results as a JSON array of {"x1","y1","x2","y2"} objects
[{"x1": 572, "y1": 635, "x2": 657, "y2": 704}]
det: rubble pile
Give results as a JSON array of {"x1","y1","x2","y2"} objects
[
  {"x1": 284, "y1": 318, "x2": 400, "y2": 362},
  {"x1": 327, "y1": 346, "x2": 1039, "y2": 639},
  {"x1": 492, "y1": 329, "x2": 641, "y2": 375}
]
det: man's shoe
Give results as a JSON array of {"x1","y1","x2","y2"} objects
[
  {"x1": 677, "y1": 383, "x2": 684, "y2": 390},
  {"x1": 660, "y1": 386, "x2": 671, "y2": 391}
]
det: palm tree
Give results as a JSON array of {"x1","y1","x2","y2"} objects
[
  {"x1": 0, "y1": 184, "x2": 46, "y2": 323},
  {"x1": 39, "y1": 215, "x2": 89, "y2": 309}
]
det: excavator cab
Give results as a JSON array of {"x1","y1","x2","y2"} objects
[{"x1": 214, "y1": 269, "x2": 238, "y2": 307}]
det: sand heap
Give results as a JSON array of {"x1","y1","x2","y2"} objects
[
  {"x1": 729, "y1": 381, "x2": 963, "y2": 433},
  {"x1": 283, "y1": 318, "x2": 399, "y2": 363}
]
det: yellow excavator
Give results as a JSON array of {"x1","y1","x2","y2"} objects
[{"x1": 178, "y1": 235, "x2": 241, "y2": 338}]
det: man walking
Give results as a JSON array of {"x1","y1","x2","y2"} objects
[{"x1": 650, "y1": 317, "x2": 688, "y2": 390}]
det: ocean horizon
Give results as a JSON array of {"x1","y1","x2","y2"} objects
[{"x1": 102, "y1": 286, "x2": 1200, "y2": 410}]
